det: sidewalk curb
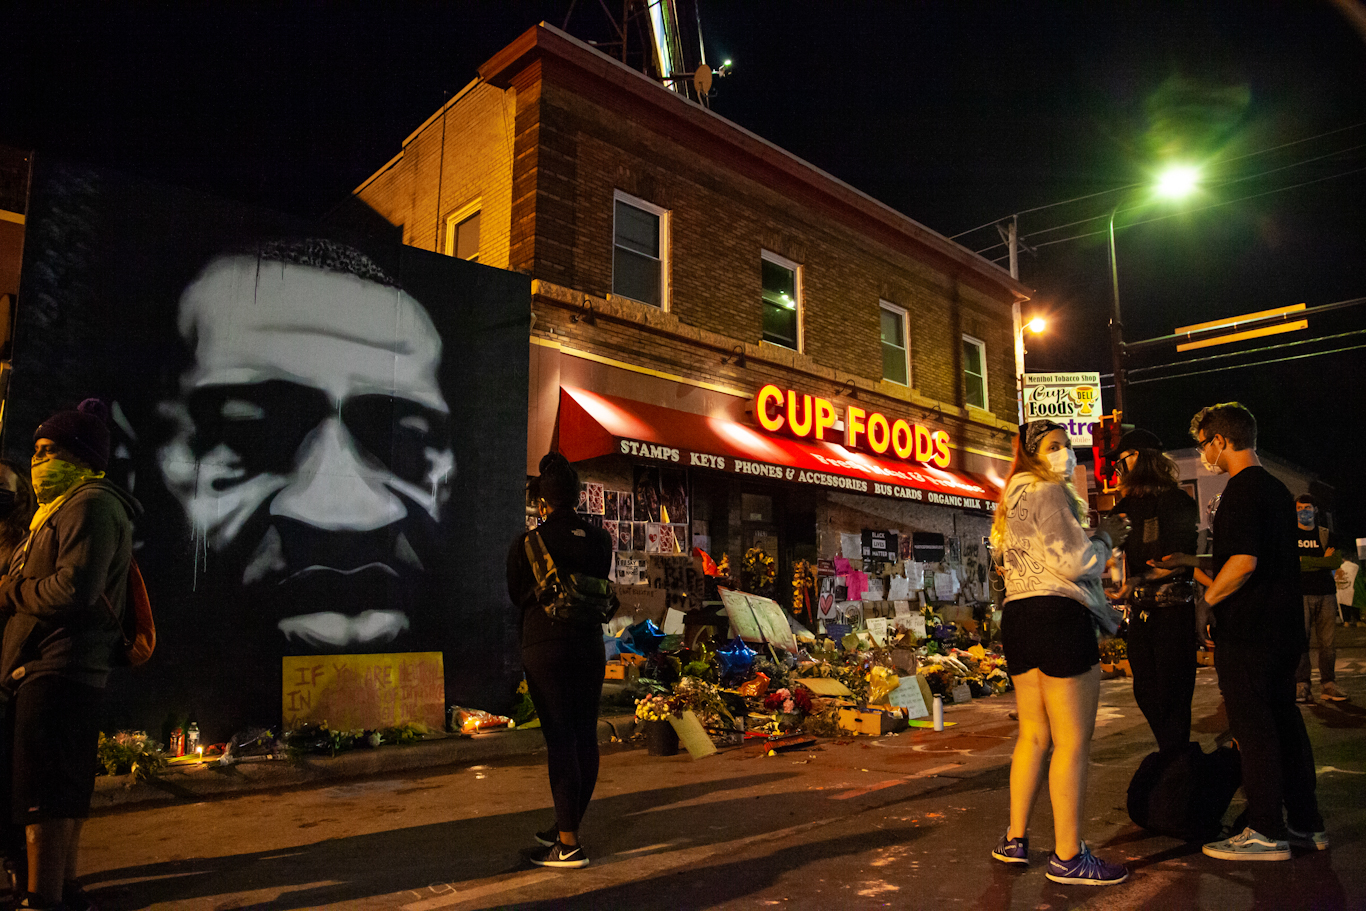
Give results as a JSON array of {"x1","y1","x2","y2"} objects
[{"x1": 91, "y1": 713, "x2": 640, "y2": 813}]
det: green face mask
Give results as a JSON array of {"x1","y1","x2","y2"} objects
[{"x1": 31, "y1": 458, "x2": 91, "y2": 505}]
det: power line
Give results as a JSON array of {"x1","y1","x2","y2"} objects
[
  {"x1": 1127, "y1": 341, "x2": 1366, "y2": 385},
  {"x1": 1021, "y1": 164, "x2": 1366, "y2": 251},
  {"x1": 1127, "y1": 328, "x2": 1366, "y2": 378},
  {"x1": 951, "y1": 120, "x2": 1366, "y2": 240}
]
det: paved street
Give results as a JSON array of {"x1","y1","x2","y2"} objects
[{"x1": 78, "y1": 635, "x2": 1366, "y2": 910}]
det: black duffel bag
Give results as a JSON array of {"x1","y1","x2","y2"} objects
[{"x1": 1127, "y1": 741, "x2": 1242, "y2": 842}]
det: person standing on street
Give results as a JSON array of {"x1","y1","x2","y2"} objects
[
  {"x1": 0, "y1": 399, "x2": 141, "y2": 910},
  {"x1": 506, "y1": 453, "x2": 612, "y2": 869},
  {"x1": 1107, "y1": 429, "x2": 1200, "y2": 755},
  {"x1": 1292, "y1": 495, "x2": 1347, "y2": 703},
  {"x1": 990, "y1": 420, "x2": 1131, "y2": 886},
  {"x1": 1154, "y1": 402, "x2": 1325, "y2": 861}
]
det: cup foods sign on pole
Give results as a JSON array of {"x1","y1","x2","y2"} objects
[{"x1": 1022, "y1": 373, "x2": 1102, "y2": 445}]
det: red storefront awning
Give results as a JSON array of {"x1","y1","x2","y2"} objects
[{"x1": 554, "y1": 386, "x2": 1000, "y2": 513}]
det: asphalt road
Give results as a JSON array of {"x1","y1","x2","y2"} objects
[{"x1": 77, "y1": 632, "x2": 1366, "y2": 910}]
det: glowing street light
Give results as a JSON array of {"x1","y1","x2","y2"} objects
[
  {"x1": 1109, "y1": 165, "x2": 1200, "y2": 413},
  {"x1": 1026, "y1": 316, "x2": 1047, "y2": 334}
]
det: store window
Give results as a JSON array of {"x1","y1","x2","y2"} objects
[
  {"x1": 761, "y1": 251, "x2": 801, "y2": 350},
  {"x1": 880, "y1": 301, "x2": 909, "y2": 385},
  {"x1": 445, "y1": 202, "x2": 481, "y2": 262},
  {"x1": 963, "y1": 334, "x2": 988, "y2": 410},
  {"x1": 613, "y1": 191, "x2": 668, "y2": 308}
]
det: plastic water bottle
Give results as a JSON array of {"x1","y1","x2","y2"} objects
[
  {"x1": 186, "y1": 721, "x2": 200, "y2": 755},
  {"x1": 932, "y1": 695, "x2": 944, "y2": 731}
]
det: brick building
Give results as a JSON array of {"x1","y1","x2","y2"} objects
[{"x1": 355, "y1": 24, "x2": 1030, "y2": 615}]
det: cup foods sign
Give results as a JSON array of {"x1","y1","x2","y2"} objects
[
  {"x1": 753, "y1": 384, "x2": 952, "y2": 468},
  {"x1": 1022, "y1": 372, "x2": 1102, "y2": 445}
]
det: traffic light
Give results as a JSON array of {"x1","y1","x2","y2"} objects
[{"x1": 1092, "y1": 412, "x2": 1130, "y2": 492}]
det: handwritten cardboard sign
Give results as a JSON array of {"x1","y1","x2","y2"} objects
[
  {"x1": 888, "y1": 675, "x2": 933, "y2": 719},
  {"x1": 282, "y1": 653, "x2": 445, "y2": 732}
]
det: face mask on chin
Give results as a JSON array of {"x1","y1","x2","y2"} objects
[{"x1": 1045, "y1": 447, "x2": 1077, "y2": 478}]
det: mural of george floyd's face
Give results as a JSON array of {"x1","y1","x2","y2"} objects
[{"x1": 156, "y1": 252, "x2": 455, "y2": 652}]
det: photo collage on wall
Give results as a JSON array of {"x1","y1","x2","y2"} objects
[{"x1": 577, "y1": 466, "x2": 688, "y2": 554}]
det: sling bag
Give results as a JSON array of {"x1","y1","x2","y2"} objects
[{"x1": 524, "y1": 529, "x2": 619, "y2": 627}]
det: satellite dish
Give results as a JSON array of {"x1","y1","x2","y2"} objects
[{"x1": 693, "y1": 64, "x2": 713, "y2": 96}]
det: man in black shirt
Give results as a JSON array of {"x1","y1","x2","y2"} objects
[
  {"x1": 1293, "y1": 495, "x2": 1347, "y2": 703},
  {"x1": 1155, "y1": 402, "x2": 1324, "y2": 861}
]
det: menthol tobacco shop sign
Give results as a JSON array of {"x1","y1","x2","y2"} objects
[{"x1": 1022, "y1": 372, "x2": 1102, "y2": 446}]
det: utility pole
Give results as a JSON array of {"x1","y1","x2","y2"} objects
[{"x1": 1001, "y1": 216, "x2": 1025, "y2": 423}]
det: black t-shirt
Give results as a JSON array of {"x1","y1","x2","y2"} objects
[
  {"x1": 1113, "y1": 486, "x2": 1199, "y2": 582},
  {"x1": 1296, "y1": 525, "x2": 1337, "y2": 595},
  {"x1": 1210, "y1": 466, "x2": 1306, "y2": 652},
  {"x1": 506, "y1": 509, "x2": 614, "y2": 650}
]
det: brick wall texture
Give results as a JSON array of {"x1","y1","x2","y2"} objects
[{"x1": 356, "y1": 45, "x2": 1021, "y2": 454}]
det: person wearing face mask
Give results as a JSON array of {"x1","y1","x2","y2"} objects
[
  {"x1": 0, "y1": 399, "x2": 142, "y2": 911},
  {"x1": 989, "y1": 420, "x2": 1131, "y2": 886},
  {"x1": 1291, "y1": 495, "x2": 1346, "y2": 704},
  {"x1": 1104, "y1": 429, "x2": 1200, "y2": 755},
  {"x1": 1153, "y1": 402, "x2": 1324, "y2": 861}
]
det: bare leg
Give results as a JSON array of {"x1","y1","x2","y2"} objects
[
  {"x1": 1007, "y1": 668, "x2": 1052, "y2": 840},
  {"x1": 1038, "y1": 665, "x2": 1101, "y2": 860},
  {"x1": 559, "y1": 830, "x2": 577, "y2": 847},
  {"x1": 65, "y1": 819, "x2": 83, "y2": 884},
  {"x1": 26, "y1": 819, "x2": 75, "y2": 904}
]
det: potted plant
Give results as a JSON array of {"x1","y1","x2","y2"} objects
[{"x1": 635, "y1": 694, "x2": 680, "y2": 756}]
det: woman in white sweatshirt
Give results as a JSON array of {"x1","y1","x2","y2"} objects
[{"x1": 989, "y1": 420, "x2": 1131, "y2": 886}]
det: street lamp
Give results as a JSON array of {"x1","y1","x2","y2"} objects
[
  {"x1": 1108, "y1": 164, "x2": 1200, "y2": 415},
  {"x1": 1014, "y1": 314, "x2": 1047, "y2": 422}
]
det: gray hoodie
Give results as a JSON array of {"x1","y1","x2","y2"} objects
[{"x1": 0, "y1": 478, "x2": 142, "y2": 693}]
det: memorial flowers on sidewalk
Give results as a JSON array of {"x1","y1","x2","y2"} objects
[{"x1": 634, "y1": 694, "x2": 679, "y2": 723}]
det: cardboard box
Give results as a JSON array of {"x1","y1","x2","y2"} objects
[
  {"x1": 603, "y1": 662, "x2": 639, "y2": 683},
  {"x1": 837, "y1": 707, "x2": 907, "y2": 736}
]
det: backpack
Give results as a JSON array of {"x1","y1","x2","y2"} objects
[
  {"x1": 524, "y1": 530, "x2": 619, "y2": 627},
  {"x1": 1127, "y1": 741, "x2": 1241, "y2": 841},
  {"x1": 100, "y1": 556, "x2": 156, "y2": 666}
]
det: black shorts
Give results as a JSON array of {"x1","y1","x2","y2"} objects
[
  {"x1": 11, "y1": 676, "x2": 103, "y2": 823},
  {"x1": 1001, "y1": 595, "x2": 1099, "y2": 679}
]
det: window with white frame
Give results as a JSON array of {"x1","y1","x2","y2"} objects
[
  {"x1": 613, "y1": 191, "x2": 668, "y2": 308},
  {"x1": 761, "y1": 251, "x2": 801, "y2": 350},
  {"x1": 879, "y1": 301, "x2": 910, "y2": 385},
  {"x1": 445, "y1": 201, "x2": 481, "y2": 262},
  {"x1": 962, "y1": 334, "x2": 988, "y2": 410}
]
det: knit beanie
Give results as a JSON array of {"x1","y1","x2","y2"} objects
[
  {"x1": 536, "y1": 452, "x2": 580, "y2": 509},
  {"x1": 35, "y1": 398, "x2": 112, "y2": 472}
]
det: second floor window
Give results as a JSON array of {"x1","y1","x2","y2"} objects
[
  {"x1": 880, "y1": 302, "x2": 909, "y2": 385},
  {"x1": 445, "y1": 204, "x2": 481, "y2": 262},
  {"x1": 963, "y1": 335, "x2": 988, "y2": 410},
  {"x1": 613, "y1": 192, "x2": 667, "y2": 307},
  {"x1": 761, "y1": 252, "x2": 800, "y2": 350}
]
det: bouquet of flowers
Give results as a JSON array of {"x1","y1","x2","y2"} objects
[
  {"x1": 763, "y1": 686, "x2": 814, "y2": 716},
  {"x1": 634, "y1": 694, "x2": 678, "y2": 722},
  {"x1": 1099, "y1": 637, "x2": 1127, "y2": 664},
  {"x1": 791, "y1": 559, "x2": 815, "y2": 616},
  {"x1": 742, "y1": 547, "x2": 777, "y2": 594},
  {"x1": 97, "y1": 731, "x2": 167, "y2": 780},
  {"x1": 920, "y1": 664, "x2": 954, "y2": 697}
]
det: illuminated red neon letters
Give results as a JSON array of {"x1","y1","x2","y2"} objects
[{"x1": 754, "y1": 384, "x2": 950, "y2": 468}]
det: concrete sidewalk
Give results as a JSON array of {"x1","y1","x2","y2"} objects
[{"x1": 91, "y1": 712, "x2": 640, "y2": 812}]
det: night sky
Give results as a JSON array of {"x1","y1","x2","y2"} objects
[{"x1": 3, "y1": 1, "x2": 1364, "y2": 531}]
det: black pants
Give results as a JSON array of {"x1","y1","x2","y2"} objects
[
  {"x1": 522, "y1": 639, "x2": 606, "y2": 835},
  {"x1": 1128, "y1": 600, "x2": 1197, "y2": 755},
  {"x1": 1215, "y1": 641, "x2": 1322, "y2": 838}
]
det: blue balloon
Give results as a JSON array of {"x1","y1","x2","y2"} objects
[
  {"x1": 717, "y1": 636, "x2": 757, "y2": 679},
  {"x1": 621, "y1": 619, "x2": 666, "y2": 655}
]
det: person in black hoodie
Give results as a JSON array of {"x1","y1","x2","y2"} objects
[
  {"x1": 1106, "y1": 429, "x2": 1199, "y2": 755},
  {"x1": 0, "y1": 399, "x2": 141, "y2": 910},
  {"x1": 506, "y1": 453, "x2": 612, "y2": 869}
]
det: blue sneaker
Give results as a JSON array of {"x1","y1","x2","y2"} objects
[
  {"x1": 1045, "y1": 842, "x2": 1129, "y2": 885},
  {"x1": 1202, "y1": 827, "x2": 1290, "y2": 861},
  {"x1": 991, "y1": 830, "x2": 1029, "y2": 865},
  {"x1": 1286, "y1": 824, "x2": 1330, "y2": 851}
]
